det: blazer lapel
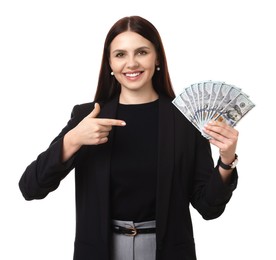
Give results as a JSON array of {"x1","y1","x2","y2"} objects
[
  {"x1": 94, "y1": 97, "x2": 119, "y2": 243},
  {"x1": 156, "y1": 95, "x2": 175, "y2": 249}
]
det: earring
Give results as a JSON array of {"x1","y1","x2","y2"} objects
[
  {"x1": 111, "y1": 71, "x2": 114, "y2": 75},
  {"x1": 156, "y1": 67, "x2": 160, "y2": 71}
]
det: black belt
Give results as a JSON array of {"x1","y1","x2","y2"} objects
[{"x1": 112, "y1": 225, "x2": 156, "y2": 237}]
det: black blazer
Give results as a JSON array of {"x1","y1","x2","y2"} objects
[{"x1": 19, "y1": 94, "x2": 238, "y2": 260}]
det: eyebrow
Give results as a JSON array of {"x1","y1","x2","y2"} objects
[{"x1": 111, "y1": 46, "x2": 151, "y2": 54}]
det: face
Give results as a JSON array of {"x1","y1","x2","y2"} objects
[{"x1": 109, "y1": 31, "x2": 159, "y2": 96}]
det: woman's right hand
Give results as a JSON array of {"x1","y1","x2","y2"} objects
[
  {"x1": 73, "y1": 103, "x2": 126, "y2": 146},
  {"x1": 62, "y1": 103, "x2": 126, "y2": 161}
]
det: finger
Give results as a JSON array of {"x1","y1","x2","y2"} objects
[
  {"x1": 86, "y1": 103, "x2": 126, "y2": 126},
  {"x1": 206, "y1": 128, "x2": 238, "y2": 153},
  {"x1": 210, "y1": 121, "x2": 237, "y2": 135},
  {"x1": 208, "y1": 138, "x2": 224, "y2": 150},
  {"x1": 99, "y1": 125, "x2": 112, "y2": 132},
  {"x1": 97, "y1": 118, "x2": 126, "y2": 127},
  {"x1": 205, "y1": 128, "x2": 227, "y2": 143},
  {"x1": 95, "y1": 137, "x2": 109, "y2": 145},
  {"x1": 203, "y1": 125, "x2": 229, "y2": 145},
  {"x1": 87, "y1": 103, "x2": 101, "y2": 118},
  {"x1": 204, "y1": 121, "x2": 233, "y2": 138}
]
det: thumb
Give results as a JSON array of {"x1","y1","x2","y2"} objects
[{"x1": 87, "y1": 102, "x2": 101, "y2": 118}]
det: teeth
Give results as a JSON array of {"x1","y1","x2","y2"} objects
[{"x1": 125, "y1": 72, "x2": 140, "y2": 77}]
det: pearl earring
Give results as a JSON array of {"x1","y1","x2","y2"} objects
[
  {"x1": 156, "y1": 67, "x2": 160, "y2": 71},
  {"x1": 111, "y1": 71, "x2": 114, "y2": 75}
]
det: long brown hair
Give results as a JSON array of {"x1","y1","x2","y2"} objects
[{"x1": 94, "y1": 16, "x2": 175, "y2": 102}]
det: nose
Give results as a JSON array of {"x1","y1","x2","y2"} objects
[{"x1": 126, "y1": 56, "x2": 139, "y2": 69}]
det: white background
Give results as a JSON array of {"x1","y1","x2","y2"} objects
[{"x1": 1, "y1": 0, "x2": 275, "y2": 259}]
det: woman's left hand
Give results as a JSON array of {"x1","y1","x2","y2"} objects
[{"x1": 203, "y1": 120, "x2": 239, "y2": 164}]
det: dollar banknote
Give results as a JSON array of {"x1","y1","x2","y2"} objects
[{"x1": 172, "y1": 80, "x2": 255, "y2": 139}]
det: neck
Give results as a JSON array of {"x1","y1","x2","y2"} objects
[{"x1": 119, "y1": 89, "x2": 159, "y2": 105}]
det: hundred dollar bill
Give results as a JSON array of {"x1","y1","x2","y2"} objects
[
  {"x1": 205, "y1": 81, "x2": 224, "y2": 123},
  {"x1": 184, "y1": 86, "x2": 200, "y2": 124},
  {"x1": 198, "y1": 82, "x2": 204, "y2": 124},
  {"x1": 209, "y1": 84, "x2": 241, "y2": 121},
  {"x1": 190, "y1": 83, "x2": 202, "y2": 124},
  {"x1": 214, "y1": 92, "x2": 255, "y2": 126},
  {"x1": 201, "y1": 81, "x2": 213, "y2": 125},
  {"x1": 172, "y1": 95, "x2": 201, "y2": 131},
  {"x1": 180, "y1": 90, "x2": 199, "y2": 124}
]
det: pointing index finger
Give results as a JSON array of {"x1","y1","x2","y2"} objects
[{"x1": 98, "y1": 118, "x2": 126, "y2": 126}]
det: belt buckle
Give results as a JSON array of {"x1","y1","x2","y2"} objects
[{"x1": 125, "y1": 226, "x2": 137, "y2": 237}]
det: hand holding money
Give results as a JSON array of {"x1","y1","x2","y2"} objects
[
  {"x1": 172, "y1": 80, "x2": 255, "y2": 139},
  {"x1": 203, "y1": 120, "x2": 238, "y2": 162}
]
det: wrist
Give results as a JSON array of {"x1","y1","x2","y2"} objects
[
  {"x1": 218, "y1": 154, "x2": 238, "y2": 170},
  {"x1": 220, "y1": 155, "x2": 236, "y2": 165},
  {"x1": 62, "y1": 130, "x2": 81, "y2": 162},
  {"x1": 65, "y1": 130, "x2": 81, "y2": 150}
]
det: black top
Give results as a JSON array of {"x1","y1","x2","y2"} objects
[{"x1": 110, "y1": 99, "x2": 159, "y2": 222}]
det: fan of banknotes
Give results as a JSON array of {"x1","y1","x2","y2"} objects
[{"x1": 172, "y1": 80, "x2": 255, "y2": 139}]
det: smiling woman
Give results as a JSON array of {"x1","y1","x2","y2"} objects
[
  {"x1": 19, "y1": 15, "x2": 239, "y2": 260},
  {"x1": 109, "y1": 31, "x2": 159, "y2": 104}
]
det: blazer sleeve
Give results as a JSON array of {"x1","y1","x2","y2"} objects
[
  {"x1": 190, "y1": 132, "x2": 238, "y2": 220},
  {"x1": 19, "y1": 104, "x2": 90, "y2": 200}
]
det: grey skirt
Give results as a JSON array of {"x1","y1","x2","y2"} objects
[{"x1": 111, "y1": 219, "x2": 156, "y2": 260}]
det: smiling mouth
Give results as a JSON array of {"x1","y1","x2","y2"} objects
[{"x1": 124, "y1": 72, "x2": 143, "y2": 78}]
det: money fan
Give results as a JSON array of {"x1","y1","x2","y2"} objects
[{"x1": 172, "y1": 80, "x2": 255, "y2": 139}]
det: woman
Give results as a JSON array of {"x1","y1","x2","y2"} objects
[{"x1": 19, "y1": 16, "x2": 239, "y2": 260}]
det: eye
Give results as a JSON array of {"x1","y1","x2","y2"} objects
[
  {"x1": 137, "y1": 50, "x2": 147, "y2": 55},
  {"x1": 115, "y1": 52, "x2": 125, "y2": 58}
]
